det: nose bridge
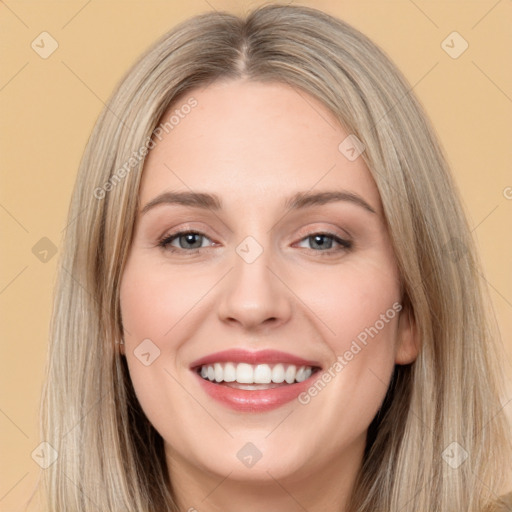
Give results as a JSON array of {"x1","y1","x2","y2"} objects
[{"x1": 216, "y1": 235, "x2": 292, "y2": 329}]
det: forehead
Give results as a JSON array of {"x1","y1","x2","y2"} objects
[{"x1": 139, "y1": 79, "x2": 382, "y2": 214}]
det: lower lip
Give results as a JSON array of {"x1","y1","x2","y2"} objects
[{"x1": 192, "y1": 369, "x2": 321, "y2": 412}]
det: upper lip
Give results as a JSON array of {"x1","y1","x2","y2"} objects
[{"x1": 189, "y1": 349, "x2": 322, "y2": 369}]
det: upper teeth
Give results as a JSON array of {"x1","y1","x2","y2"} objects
[{"x1": 199, "y1": 362, "x2": 314, "y2": 384}]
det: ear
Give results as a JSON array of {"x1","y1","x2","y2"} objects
[
  {"x1": 118, "y1": 337, "x2": 126, "y2": 356},
  {"x1": 395, "y1": 302, "x2": 420, "y2": 365}
]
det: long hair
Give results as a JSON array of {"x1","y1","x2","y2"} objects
[{"x1": 38, "y1": 4, "x2": 511, "y2": 510}]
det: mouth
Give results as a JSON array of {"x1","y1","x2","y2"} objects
[
  {"x1": 189, "y1": 349, "x2": 323, "y2": 412},
  {"x1": 194, "y1": 362, "x2": 322, "y2": 390}
]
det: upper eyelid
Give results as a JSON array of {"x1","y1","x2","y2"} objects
[{"x1": 159, "y1": 220, "x2": 351, "y2": 239}]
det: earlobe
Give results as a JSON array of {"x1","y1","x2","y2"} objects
[
  {"x1": 118, "y1": 338, "x2": 126, "y2": 356},
  {"x1": 395, "y1": 305, "x2": 420, "y2": 365}
]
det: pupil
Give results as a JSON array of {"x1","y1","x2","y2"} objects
[
  {"x1": 312, "y1": 235, "x2": 331, "y2": 249},
  {"x1": 183, "y1": 233, "x2": 201, "y2": 248}
]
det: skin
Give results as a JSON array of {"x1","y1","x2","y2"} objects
[{"x1": 119, "y1": 79, "x2": 419, "y2": 512}]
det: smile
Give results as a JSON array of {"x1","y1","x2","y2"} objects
[
  {"x1": 197, "y1": 362, "x2": 319, "y2": 386},
  {"x1": 189, "y1": 349, "x2": 323, "y2": 412}
]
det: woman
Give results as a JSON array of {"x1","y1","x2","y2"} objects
[{"x1": 38, "y1": 4, "x2": 511, "y2": 511}]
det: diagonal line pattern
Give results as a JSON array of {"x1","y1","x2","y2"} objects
[
  {"x1": 266, "y1": 164, "x2": 336, "y2": 234},
  {"x1": 62, "y1": 389, "x2": 112, "y2": 438},
  {"x1": 163, "y1": 163, "x2": 233, "y2": 234},
  {"x1": 0, "y1": 407, "x2": 29, "y2": 438},
  {"x1": 162, "y1": 267, "x2": 233, "y2": 337},
  {"x1": 61, "y1": 61, "x2": 131, "y2": 130},
  {"x1": 0, "y1": 266, "x2": 28, "y2": 295},
  {"x1": 397, "y1": 474, "x2": 435, "y2": 511},
  {"x1": 289, "y1": 84, "x2": 338, "y2": 131},
  {"x1": 201, "y1": 0, "x2": 219, "y2": 13},
  {"x1": 163, "y1": 368, "x2": 233, "y2": 438},
  {"x1": 470, "y1": 205, "x2": 500, "y2": 233},
  {"x1": 200, "y1": 470, "x2": 233, "y2": 502},
  {"x1": 472, "y1": 0, "x2": 503, "y2": 29},
  {"x1": 265, "y1": 470, "x2": 311, "y2": 511},
  {"x1": 0, "y1": 62, "x2": 29, "y2": 92},
  {"x1": 407, "y1": 0, "x2": 439, "y2": 28},
  {"x1": 0, "y1": 203, "x2": 29, "y2": 233},
  {"x1": 61, "y1": 265, "x2": 132, "y2": 337},
  {"x1": 371, "y1": 61, "x2": 439, "y2": 132},
  {"x1": 64, "y1": 472, "x2": 101, "y2": 510},
  {"x1": 62, "y1": 0, "x2": 93, "y2": 29},
  {"x1": 0, "y1": 472, "x2": 29, "y2": 502},
  {"x1": 60, "y1": 205, "x2": 90, "y2": 234},
  {"x1": 265, "y1": 266, "x2": 336, "y2": 336},
  {"x1": 477, "y1": 270, "x2": 512, "y2": 309},
  {"x1": 265, "y1": 409, "x2": 295, "y2": 438},
  {"x1": 368, "y1": 367, "x2": 437, "y2": 438},
  {"x1": 472, "y1": 396, "x2": 512, "y2": 442},
  {"x1": 472, "y1": 61, "x2": 512, "y2": 104},
  {"x1": 0, "y1": 0, "x2": 29, "y2": 28}
]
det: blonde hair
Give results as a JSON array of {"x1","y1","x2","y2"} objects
[{"x1": 37, "y1": 4, "x2": 511, "y2": 511}]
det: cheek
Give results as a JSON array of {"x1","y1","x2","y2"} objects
[
  {"x1": 297, "y1": 260, "x2": 401, "y2": 353},
  {"x1": 119, "y1": 262, "x2": 179, "y2": 390},
  {"x1": 120, "y1": 260, "x2": 200, "y2": 341},
  {"x1": 119, "y1": 262, "x2": 197, "y2": 436},
  {"x1": 295, "y1": 261, "x2": 400, "y2": 412}
]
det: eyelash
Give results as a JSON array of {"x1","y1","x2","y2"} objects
[{"x1": 157, "y1": 230, "x2": 352, "y2": 256}]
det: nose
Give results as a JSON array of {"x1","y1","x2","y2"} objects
[{"x1": 216, "y1": 245, "x2": 293, "y2": 332}]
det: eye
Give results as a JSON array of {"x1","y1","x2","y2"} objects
[
  {"x1": 157, "y1": 230, "x2": 352, "y2": 256},
  {"x1": 295, "y1": 232, "x2": 352, "y2": 254},
  {"x1": 158, "y1": 230, "x2": 214, "y2": 252}
]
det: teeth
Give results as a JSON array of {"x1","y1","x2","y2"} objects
[
  {"x1": 214, "y1": 363, "x2": 223, "y2": 382},
  {"x1": 296, "y1": 366, "x2": 308, "y2": 382},
  {"x1": 198, "y1": 362, "x2": 315, "y2": 385},
  {"x1": 285, "y1": 365, "x2": 296, "y2": 384},
  {"x1": 237, "y1": 363, "x2": 253, "y2": 383},
  {"x1": 254, "y1": 364, "x2": 272, "y2": 383},
  {"x1": 223, "y1": 362, "x2": 236, "y2": 382},
  {"x1": 272, "y1": 363, "x2": 285, "y2": 383}
]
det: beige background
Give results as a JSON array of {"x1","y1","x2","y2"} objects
[{"x1": 0, "y1": 0, "x2": 511, "y2": 509}]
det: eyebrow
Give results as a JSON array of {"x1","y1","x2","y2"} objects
[{"x1": 140, "y1": 190, "x2": 377, "y2": 215}]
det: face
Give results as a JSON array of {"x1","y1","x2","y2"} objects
[{"x1": 119, "y1": 79, "x2": 418, "y2": 494}]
